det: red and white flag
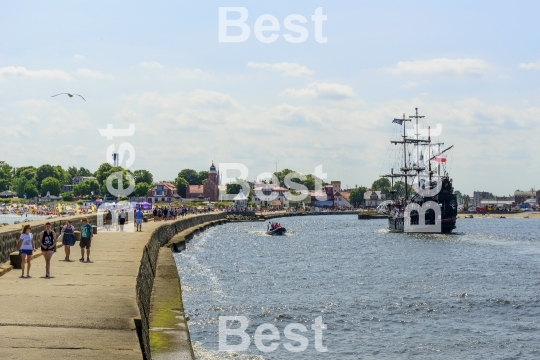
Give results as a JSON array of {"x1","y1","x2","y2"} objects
[{"x1": 435, "y1": 154, "x2": 447, "y2": 163}]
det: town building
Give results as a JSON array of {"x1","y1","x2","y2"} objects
[
  {"x1": 146, "y1": 182, "x2": 180, "y2": 203},
  {"x1": 364, "y1": 190, "x2": 387, "y2": 209},
  {"x1": 330, "y1": 181, "x2": 341, "y2": 193},
  {"x1": 251, "y1": 182, "x2": 290, "y2": 208},
  {"x1": 334, "y1": 191, "x2": 352, "y2": 208},
  {"x1": 473, "y1": 191, "x2": 491, "y2": 207},
  {"x1": 514, "y1": 189, "x2": 536, "y2": 204},
  {"x1": 73, "y1": 176, "x2": 97, "y2": 185},
  {"x1": 185, "y1": 162, "x2": 220, "y2": 201}
]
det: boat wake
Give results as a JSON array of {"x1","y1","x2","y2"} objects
[{"x1": 192, "y1": 341, "x2": 264, "y2": 360}]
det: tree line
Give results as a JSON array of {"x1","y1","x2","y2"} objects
[
  {"x1": 0, "y1": 161, "x2": 217, "y2": 201},
  {"x1": 0, "y1": 161, "x2": 459, "y2": 205}
]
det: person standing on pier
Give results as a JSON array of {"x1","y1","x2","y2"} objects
[
  {"x1": 39, "y1": 222, "x2": 56, "y2": 277},
  {"x1": 79, "y1": 218, "x2": 93, "y2": 262},
  {"x1": 61, "y1": 220, "x2": 76, "y2": 261},
  {"x1": 135, "y1": 208, "x2": 143, "y2": 232},
  {"x1": 119, "y1": 209, "x2": 126, "y2": 231},
  {"x1": 19, "y1": 224, "x2": 34, "y2": 278}
]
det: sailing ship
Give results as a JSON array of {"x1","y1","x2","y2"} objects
[{"x1": 377, "y1": 108, "x2": 458, "y2": 233}]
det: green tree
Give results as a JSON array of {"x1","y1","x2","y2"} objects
[
  {"x1": 11, "y1": 176, "x2": 34, "y2": 196},
  {"x1": 391, "y1": 181, "x2": 406, "y2": 198},
  {"x1": 133, "y1": 169, "x2": 153, "y2": 184},
  {"x1": 67, "y1": 166, "x2": 78, "y2": 179},
  {"x1": 36, "y1": 164, "x2": 65, "y2": 189},
  {"x1": 134, "y1": 182, "x2": 151, "y2": 197},
  {"x1": 174, "y1": 177, "x2": 189, "y2": 197},
  {"x1": 101, "y1": 170, "x2": 134, "y2": 198},
  {"x1": 273, "y1": 169, "x2": 294, "y2": 186},
  {"x1": 198, "y1": 171, "x2": 209, "y2": 184},
  {"x1": 226, "y1": 182, "x2": 242, "y2": 194},
  {"x1": 94, "y1": 163, "x2": 114, "y2": 185},
  {"x1": 0, "y1": 178, "x2": 9, "y2": 192},
  {"x1": 371, "y1": 178, "x2": 391, "y2": 192},
  {"x1": 77, "y1": 167, "x2": 93, "y2": 177},
  {"x1": 23, "y1": 181, "x2": 39, "y2": 198},
  {"x1": 0, "y1": 161, "x2": 12, "y2": 184},
  {"x1": 41, "y1": 177, "x2": 62, "y2": 196},
  {"x1": 61, "y1": 192, "x2": 74, "y2": 201},
  {"x1": 178, "y1": 169, "x2": 200, "y2": 185},
  {"x1": 13, "y1": 166, "x2": 36, "y2": 178},
  {"x1": 73, "y1": 180, "x2": 101, "y2": 197},
  {"x1": 349, "y1": 186, "x2": 367, "y2": 207},
  {"x1": 15, "y1": 166, "x2": 37, "y2": 181},
  {"x1": 454, "y1": 190, "x2": 463, "y2": 205}
]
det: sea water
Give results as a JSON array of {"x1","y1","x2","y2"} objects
[
  {"x1": 175, "y1": 215, "x2": 540, "y2": 359},
  {"x1": 0, "y1": 214, "x2": 48, "y2": 225}
]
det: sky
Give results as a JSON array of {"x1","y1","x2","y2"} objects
[{"x1": 1, "y1": 0, "x2": 540, "y2": 196}]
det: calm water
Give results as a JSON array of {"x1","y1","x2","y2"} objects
[
  {"x1": 174, "y1": 216, "x2": 540, "y2": 359},
  {"x1": 0, "y1": 214, "x2": 48, "y2": 225}
]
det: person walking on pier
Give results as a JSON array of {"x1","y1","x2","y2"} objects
[
  {"x1": 119, "y1": 209, "x2": 126, "y2": 231},
  {"x1": 79, "y1": 218, "x2": 93, "y2": 262},
  {"x1": 19, "y1": 224, "x2": 34, "y2": 278},
  {"x1": 135, "y1": 208, "x2": 143, "y2": 232},
  {"x1": 38, "y1": 222, "x2": 56, "y2": 277},
  {"x1": 61, "y1": 220, "x2": 76, "y2": 261}
]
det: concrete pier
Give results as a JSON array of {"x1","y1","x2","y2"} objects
[{"x1": 0, "y1": 212, "x2": 226, "y2": 359}]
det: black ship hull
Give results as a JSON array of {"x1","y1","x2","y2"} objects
[
  {"x1": 388, "y1": 215, "x2": 456, "y2": 233},
  {"x1": 386, "y1": 177, "x2": 458, "y2": 234}
]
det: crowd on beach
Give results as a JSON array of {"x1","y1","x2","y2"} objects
[{"x1": 1, "y1": 203, "x2": 95, "y2": 217}]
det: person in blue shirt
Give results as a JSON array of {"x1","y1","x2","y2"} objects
[
  {"x1": 79, "y1": 218, "x2": 93, "y2": 262},
  {"x1": 135, "y1": 208, "x2": 144, "y2": 232}
]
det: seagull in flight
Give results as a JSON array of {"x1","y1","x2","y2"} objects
[{"x1": 51, "y1": 93, "x2": 86, "y2": 101}]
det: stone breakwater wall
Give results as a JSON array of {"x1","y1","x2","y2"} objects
[
  {"x1": 136, "y1": 212, "x2": 226, "y2": 360},
  {"x1": 0, "y1": 215, "x2": 98, "y2": 264}
]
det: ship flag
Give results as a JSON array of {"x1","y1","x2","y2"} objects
[
  {"x1": 435, "y1": 154, "x2": 447, "y2": 163},
  {"x1": 392, "y1": 118, "x2": 404, "y2": 125}
]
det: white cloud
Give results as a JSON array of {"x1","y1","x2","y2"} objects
[
  {"x1": 139, "y1": 61, "x2": 164, "y2": 69},
  {"x1": 125, "y1": 89, "x2": 240, "y2": 110},
  {"x1": 0, "y1": 66, "x2": 72, "y2": 81},
  {"x1": 247, "y1": 62, "x2": 313, "y2": 77},
  {"x1": 386, "y1": 58, "x2": 490, "y2": 77},
  {"x1": 281, "y1": 82, "x2": 355, "y2": 100},
  {"x1": 0, "y1": 125, "x2": 27, "y2": 138},
  {"x1": 175, "y1": 68, "x2": 215, "y2": 81},
  {"x1": 402, "y1": 81, "x2": 418, "y2": 89},
  {"x1": 74, "y1": 54, "x2": 85, "y2": 60},
  {"x1": 76, "y1": 68, "x2": 114, "y2": 79},
  {"x1": 518, "y1": 60, "x2": 540, "y2": 70}
]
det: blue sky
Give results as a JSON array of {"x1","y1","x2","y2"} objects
[{"x1": 1, "y1": 1, "x2": 539, "y2": 195}]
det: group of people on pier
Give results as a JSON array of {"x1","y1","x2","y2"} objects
[
  {"x1": 152, "y1": 205, "x2": 212, "y2": 221},
  {"x1": 18, "y1": 218, "x2": 94, "y2": 278}
]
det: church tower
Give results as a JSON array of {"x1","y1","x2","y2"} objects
[{"x1": 203, "y1": 162, "x2": 219, "y2": 201}]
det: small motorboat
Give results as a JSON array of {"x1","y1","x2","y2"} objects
[{"x1": 266, "y1": 227, "x2": 287, "y2": 236}]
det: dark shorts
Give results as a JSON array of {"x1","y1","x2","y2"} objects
[
  {"x1": 20, "y1": 249, "x2": 33, "y2": 256},
  {"x1": 41, "y1": 246, "x2": 56, "y2": 252},
  {"x1": 80, "y1": 237, "x2": 92, "y2": 249},
  {"x1": 119, "y1": 218, "x2": 126, "y2": 225}
]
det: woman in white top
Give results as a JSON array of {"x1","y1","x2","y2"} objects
[{"x1": 19, "y1": 224, "x2": 34, "y2": 278}]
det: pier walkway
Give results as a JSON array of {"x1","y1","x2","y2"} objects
[{"x1": 0, "y1": 217, "x2": 184, "y2": 359}]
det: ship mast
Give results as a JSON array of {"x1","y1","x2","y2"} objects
[
  {"x1": 384, "y1": 109, "x2": 430, "y2": 200},
  {"x1": 409, "y1": 108, "x2": 425, "y2": 174}
]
